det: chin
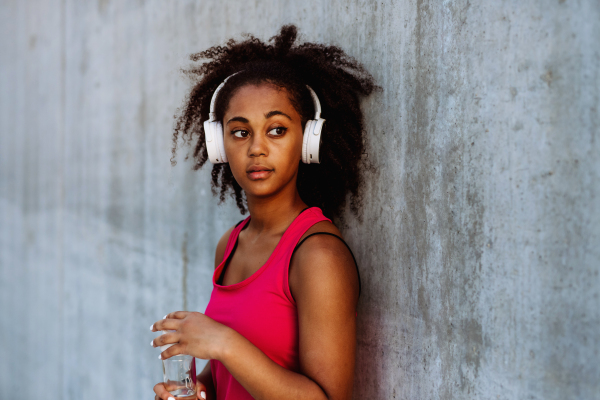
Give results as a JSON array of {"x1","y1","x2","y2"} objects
[
  {"x1": 245, "y1": 188, "x2": 278, "y2": 199},
  {"x1": 240, "y1": 180, "x2": 273, "y2": 195}
]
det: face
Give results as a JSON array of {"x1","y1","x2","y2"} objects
[{"x1": 222, "y1": 83, "x2": 304, "y2": 200}]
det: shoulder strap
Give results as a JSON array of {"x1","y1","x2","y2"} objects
[
  {"x1": 292, "y1": 232, "x2": 362, "y2": 296},
  {"x1": 222, "y1": 218, "x2": 247, "y2": 258},
  {"x1": 216, "y1": 219, "x2": 246, "y2": 285}
]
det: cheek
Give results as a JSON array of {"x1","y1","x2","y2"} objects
[
  {"x1": 223, "y1": 135, "x2": 241, "y2": 159},
  {"x1": 288, "y1": 133, "x2": 305, "y2": 163},
  {"x1": 223, "y1": 140, "x2": 245, "y2": 178}
]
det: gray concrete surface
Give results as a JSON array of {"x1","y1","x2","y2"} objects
[{"x1": 1, "y1": 1, "x2": 598, "y2": 399}]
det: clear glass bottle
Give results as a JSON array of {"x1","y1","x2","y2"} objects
[{"x1": 160, "y1": 331, "x2": 196, "y2": 399}]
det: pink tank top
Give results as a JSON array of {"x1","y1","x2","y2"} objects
[{"x1": 204, "y1": 207, "x2": 330, "y2": 400}]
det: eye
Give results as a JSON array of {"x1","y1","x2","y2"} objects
[
  {"x1": 231, "y1": 129, "x2": 249, "y2": 138},
  {"x1": 267, "y1": 127, "x2": 287, "y2": 137}
]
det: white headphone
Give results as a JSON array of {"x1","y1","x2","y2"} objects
[{"x1": 203, "y1": 72, "x2": 325, "y2": 164}]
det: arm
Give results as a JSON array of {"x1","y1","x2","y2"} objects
[
  {"x1": 289, "y1": 232, "x2": 361, "y2": 399},
  {"x1": 153, "y1": 232, "x2": 359, "y2": 400}
]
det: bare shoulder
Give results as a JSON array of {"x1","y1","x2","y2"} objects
[
  {"x1": 214, "y1": 224, "x2": 237, "y2": 269},
  {"x1": 289, "y1": 220, "x2": 359, "y2": 304},
  {"x1": 301, "y1": 220, "x2": 343, "y2": 240}
]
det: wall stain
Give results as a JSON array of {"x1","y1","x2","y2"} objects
[
  {"x1": 417, "y1": 285, "x2": 429, "y2": 323},
  {"x1": 463, "y1": 318, "x2": 483, "y2": 378},
  {"x1": 541, "y1": 69, "x2": 555, "y2": 87},
  {"x1": 98, "y1": 0, "x2": 109, "y2": 14},
  {"x1": 28, "y1": 35, "x2": 37, "y2": 50}
]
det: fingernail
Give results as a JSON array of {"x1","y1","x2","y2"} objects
[
  {"x1": 149, "y1": 324, "x2": 154, "y2": 331},
  {"x1": 168, "y1": 397, "x2": 175, "y2": 400},
  {"x1": 163, "y1": 315, "x2": 167, "y2": 319},
  {"x1": 150, "y1": 340, "x2": 154, "y2": 347},
  {"x1": 201, "y1": 391, "x2": 206, "y2": 399},
  {"x1": 158, "y1": 354, "x2": 162, "y2": 359}
]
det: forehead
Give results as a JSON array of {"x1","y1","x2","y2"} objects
[{"x1": 224, "y1": 83, "x2": 299, "y2": 118}]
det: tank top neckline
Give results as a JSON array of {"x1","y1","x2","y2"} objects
[{"x1": 212, "y1": 207, "x2": 317, "y2": 291}]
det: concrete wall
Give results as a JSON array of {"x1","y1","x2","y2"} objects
[{"x1": 1, "y1": 1, "x2": 598, "y2": 399}]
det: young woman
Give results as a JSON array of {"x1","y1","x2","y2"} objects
[{"x1": 150, "y1": 25, "x2": 375, "y2": 400}]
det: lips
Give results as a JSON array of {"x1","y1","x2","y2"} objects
[{"x1": 246, "y1": 165, "x2": 273, "y2": 180}]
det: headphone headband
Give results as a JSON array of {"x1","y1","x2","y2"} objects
[
  {"x1": 306, "y1": 86, "x2": 321, "y2": 119},
  {"x1": 208, "y1": 71, "x2": 241, "y2": 120},
  {"x1": 207, "y1": 71, "x2": 322, "y2": 121}
]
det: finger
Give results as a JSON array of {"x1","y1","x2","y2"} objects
[
  {"x1": 196, "y1": 381, "x2": 207, "y2": 400},
  {"x1": 159, "y1": 343, "x2": 185, "y2": 360},
  {"x1": 152, "y1": 331, "x2": 180, "y2": 348},
  {"x1": 168, "y1": 311, "x2": 190, "y2": 320},
  {"x1": 153, "y1": 382, "x2": 176, "y2": 400},
  {"x1": 151, "y1": 318, "x2": 181, "y2": 332}
]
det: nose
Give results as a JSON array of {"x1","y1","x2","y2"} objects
[{"x1": 248, "y1": 131, "x2": 268, "y2": 158}]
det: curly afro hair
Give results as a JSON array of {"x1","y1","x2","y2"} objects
[{"x1": 172, "y1": 25, "x2": 376, "y2": 218}]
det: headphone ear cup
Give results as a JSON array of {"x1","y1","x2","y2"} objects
[
  {"x1": 302, "y1": 118, "x2": 325, "y2": 164},
  {"x1": 204, "y1": 120, "x2": 227, "y2": 164},
  {"x1": 214, "y1": 121, "x2": 227, "y2": 163}
]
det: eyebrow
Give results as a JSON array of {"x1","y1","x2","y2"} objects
[
  {"x1": 226, "y1": 110, "x2": 292, "y2": 125},
  {"x1": 226, "y1": 116, "x2": 249, "y2": 125},
  {"x1": 264, "y1": 110, "x2": 292, "y2": 120}
]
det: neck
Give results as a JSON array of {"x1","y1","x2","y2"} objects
[{"x1": 245, "y1": 186, "x2": 307, "y2": 235}]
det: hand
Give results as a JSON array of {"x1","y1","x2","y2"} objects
[
  {"x1": 153, "y1": 380, "x2": 208, "y2": 400},
  {"x1": 150, "y1": 311, "x2": 230, "y2": 361}
]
